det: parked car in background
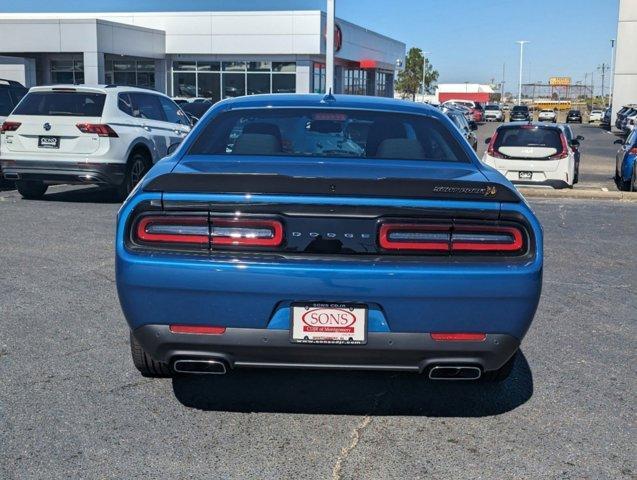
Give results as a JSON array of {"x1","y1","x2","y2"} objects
[
  {"x1": 622, "y1": 110, "x2": 637, "y2": 135},
  {"x1": 442, "y1": 105, "x2": 478, "y2": 151},
  {"x1": 601, "y1": 108, "x2": 612, "y2": 128},
  {"x1": 0, "y1": 79, "x2": 28, "y2": 126},
  {"x1": 588, "y1": 110, "x2": 603, "y2": 123},
  {"x1": 615, "y1": 105, "x2": 635, "y2": 130},
  {"x1": 614, "y1": 130, "x2": 637, "y2": 191},
  {"x1": 483, "y1": 104, "x2": 504, "y2": 122},
  {"x1": 482, "y1": 123, "x2": 575, "y2": 189},
  {"x1": 509, "y1": 105, "x2": 531, "y2": 122},
  {"x1": 0, "y1": 85, "x2": 192, "y2": 200},
  {"x1": 180, "y1": 99, "x2": 214, "y2": 123},
  {"x1": 558, "y1": 123, "x2": 584, "y2": 183},
  {"x1": 442, "y1": 100, "x2": 483, "y2": 122},
  {"x1": 538, "y1": 109, "x2": 557, "y2": 123},
  {"x1": 117, "y1": 94, "x2": 543, "y2": 383},
  {"x1": 565, "y1": 110, "x2": 582, "y2": 124}
]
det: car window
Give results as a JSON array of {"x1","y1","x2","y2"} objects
[
  {"x1": 159, "y1": 96, "x2": 188, "y2": 125},
  {"x1": 494, "y1": 126, "x2": 562, "y2": 150},
  {"x1": 12, "y1": 91, "x2": 106, "y2": 116},
  {"x1": 118, "y1": 93, "x2": 133, "y2": 116},
  {"x1": 512, "y1": 106, "x2": 528, "y2": 112},
  {"x1": 189, "y1": 108, "x2": 470, "y2": 163},
  {"x1": 131, "y1": 93, "x2": 165, "y2": 121},
  {"x1": 9, "y1": 87, "x2": 27, "y2": 106},
  {"x1": 0, "y1": 88, "x2": 13, "y2": 116},
  {"x1": 627, "y1": 130, "x2": 637, "y2": 146}
]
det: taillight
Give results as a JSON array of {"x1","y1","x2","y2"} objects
[
  {"x1": 629, "y1": 147, "x2": 637, "y2": 155},
  {"x1": 1, "y1": 121, "x2": 21, "y2": 133},
  {"x1": 135, "y1": 216, "x2": 209, "y2": 246},
  {"x1": 486, "y1": 131, "x2": 504, "y2": 158},
  {"x1": 379, "y1": 222, "x2": 524, "y2": 254},
  {"x1": 169, "y1": 325, "x2": 226, "y2": 335},
  {"x1": 76, "y1": 123, "x2": 118, "y2": 137},
  {"x1": 549, "y1": 133, "x2": 569, "y2": 160},
  {"x1": 210, "y1": 218, "x2": 283, "y2": 247}
]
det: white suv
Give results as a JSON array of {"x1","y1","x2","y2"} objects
[
  {"x1": 538, "y1": 109, "x2": 557, "y2": 123},
  {"x1": 0, "y1": 85, "x2": 192, "y2": 199}
]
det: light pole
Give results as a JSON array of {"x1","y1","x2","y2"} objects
[
  {"x1": 609, "y1": 39, "x2": 616, "y2": 107},
  {"x1": 421, "y1": 51, "x2": 431, "y2": 102},
  {"x1": 516, "y1": 41, "x2": 529, "y2": 105},
  {"x1": 326, "y1": 0, "x2": 335, "y2": 93}
]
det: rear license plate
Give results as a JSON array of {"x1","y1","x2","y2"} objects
[
  {"x1": 519, "y1": 171, "x2": 533, "y2": 179},
  {"x1": 290, "y1": 302, "x2": 367, "y2": 345},
  {"x1": 38, "y1": 136, "x2": 59, "y2": 149}
]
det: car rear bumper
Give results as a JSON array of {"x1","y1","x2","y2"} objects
[
  {"x1": 513, "y1": 179, "x2": 570, "y2": 189},
  {"x1": 0, "y1": 160, "x2": 126, "y2": 185},
  {"x1": 132, "y1": 324, "x2": 520, "y2": 373}
]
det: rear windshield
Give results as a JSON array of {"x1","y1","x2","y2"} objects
[
  {"x1": 13, "y1": 91, "x2": 106, "y2": 117},
  {"x1": 189, "y1": 108, "x2": 470, "y2": 162},
  {"x1": 484, "y1": 105, "x2": 500, "y2": 110},
  {"x1": 494, "y1": 126, "x2": 562, "y2": 150},
  {"x1": 512, "y1": 106, "x2": 528, "y2": 112}
]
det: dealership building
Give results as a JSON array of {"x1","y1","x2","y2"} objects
[
  {"x1": 0, "y1": 10, "x2": 405, "y2": 100},
  {"x1": 612, "y1": 0, "x2": 637, "y2": 123}
]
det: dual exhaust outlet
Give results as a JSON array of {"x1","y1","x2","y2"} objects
[{"x1": 172, "y1": 358, "x2": 482, "y2": 380}]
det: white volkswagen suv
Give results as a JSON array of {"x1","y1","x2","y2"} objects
[
  {"x1": 482, "y1": 123, "x2": 575, "y2": 189},
  {"x1": 0, "y1": 85, "x2": 192, "y2": 199}
]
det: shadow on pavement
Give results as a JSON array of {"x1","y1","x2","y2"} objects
[
  {"x1": 38, "y1": 186, "x2": 120, "y2": 204},
  {"x1": 172, "y1": 351, "x2": 533, "y2": 417}
]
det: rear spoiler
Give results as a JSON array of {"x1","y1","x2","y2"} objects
[{"x1": 144, "y1": 173, "x2": 521, "y2": 203}]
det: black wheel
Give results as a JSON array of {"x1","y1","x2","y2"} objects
[
  {"x1": 631, "y1": 164, "x2": 637, "y2": 192},
  {"x1": 130, "y1": 331, "x2": 172, "y2": 377},
  {"x1": 16, "y1": 180, "x2": 48, "y2": 199},
  {"x1": 114, "y1": 151, "x2": 151, "y2": 201},
  {"x1": 480, "y1": 351, "x2": 517, "y2": 382}
]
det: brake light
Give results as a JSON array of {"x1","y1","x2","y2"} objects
[
  {"x1": 169, "y1": 325, "x2": 226, "y2": 335},
  {"x1": 379, "y1": 222, "x2": 524, "y2": 254},
  {"x1": 548, "y1": 132, "x2": 569, "y2": 160},
  {"x1": 431, "y1": 333, "x2": 486, "y2": 342},
  {"x1": 210, "y1": 218, "x2": 283, "y2": 247},
  {"x1": 629, "y1": 147, "x2": 637, "y2": 155},
  {"x1": 76, "y1": 123, "x2": 118, "y2": 137},
  {"x1": 486, "y1": 131, "x2": 504, "y2": 158},
  {"x1": 135, "y1": 216, "x2": 209, "y2": 246},
  {"x1": 1, "y1": 121, "x2": 21, "y2": 133}
]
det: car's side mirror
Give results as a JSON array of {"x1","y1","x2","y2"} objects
[
  {"x1": 484, "y1": 137, "x2": 491, "y2": 144},
  {"x1": 614, "y1": 139, "x2": 624, "y2": 145},
  {"x1": 185, "y1": 112, "x2": 198, "y2": 126},
  {"x1": 576, "y1": 135, "x2": 584, "y2": 141},
  {"x1": 167, "y1": 143, "x2": 180, "y2": 155},
  {"x1": 570, "y1": 140, "x2": 580, "y2": 147}
]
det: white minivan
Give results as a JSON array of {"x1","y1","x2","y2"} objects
[
  {"x1": 0, "y1": 85, "x2": 192, "y2": 199},
  {"x1": 482, "y1": 123, "x2": 575, "y2": 189}
]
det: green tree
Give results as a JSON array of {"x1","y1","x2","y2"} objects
[{"x1": 395, "y1": 47, "x2": 439, "y2": 101}]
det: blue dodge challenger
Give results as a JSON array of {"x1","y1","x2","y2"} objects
[{"x1": 116, "y1": 94, "x2": 543, "y2": 382}]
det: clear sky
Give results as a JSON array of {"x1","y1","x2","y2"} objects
[{"x1": 0, "y1": 0, "x2": 620, "y2": 94}]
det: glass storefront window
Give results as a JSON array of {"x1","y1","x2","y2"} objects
[
  {"x1": 105, "y1": 57, "x2": 156, "y2": 89},
  {"x1": 198, "y1": 73, "x2": 221, "y2": 101},
  {"x1": 273, "y1": 62, "x2": 296, "y2": 73},
  {"x1": 223, "y1": 73, "x2": 246, "y2": 98},
  {"x1": 137, "y1": 60, "x2": 155, "y2": 71},
  {"x1": 312, "y1": 63, "x2": 326, "y2": 94},
  {"x1": 248, "y1": 61, "x2": 271, "y2": 72},
  {"x1": 173, "y1": 61, "x2": 197, "y2": 71},
  {"x1": 197, "y1": 61, "x2": 221, "y2": 71},
  {"x1": 247, "y1": 73, "x2": 270, "y2": 95},
  {"x1": 222, "y1": 62, "x2": 246, "y2": 72},
  {"x1": 174, "y1": 72, "x2": 197, "y2": 97},
  {"x1": 272, "y1": 74, "x2": 296, "y2": 94},
  {"x1": 50, "y1": 58, "x2": 83, "y2": 85}
]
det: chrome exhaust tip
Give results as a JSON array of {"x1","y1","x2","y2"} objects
[
  {"x1": 428, "y1": 365, "x2": 482, "y2": 381},
  {"x1": 173, "y1": 359, "x2": 228, "y2": 375},
  {"x1": 4, "y1": 173, "x2": 19, "y2": 180}
]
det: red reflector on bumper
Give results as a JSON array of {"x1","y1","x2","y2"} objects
[
  {"x1": 169, "y1": 325, "x2": 226, "y2": 335},
  {"x1": 430, "y1": 333, "x2": 486, "y2": 342}
]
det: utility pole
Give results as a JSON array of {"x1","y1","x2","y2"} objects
[
  {"x1": 501, "y1": 63, "x2": 506, "y2": 103},
  {"x1": 609, "y1": 39, "x2": 616, "y2": 107},
  {"x1": 598, "y1": 63, "x2": 609, "y2": 108},
  {"x1": 326, "y1": 0, "x2": 335, "y2": 94},
  {"x1": 516, "y1": 41, "x2": 529, "y2": 105}
]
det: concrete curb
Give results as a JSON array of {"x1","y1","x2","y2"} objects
[{"x1": 519, "y1": 188, "x2": 637, "y2": 201}]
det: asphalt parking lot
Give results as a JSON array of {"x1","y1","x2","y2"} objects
[{"x1": 0, "y1": 181, "x2": 635, "y2": 479}]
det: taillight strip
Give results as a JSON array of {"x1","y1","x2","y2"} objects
[
  {"x1": 136, "y1": 216, "x2": 209, "y2": 245},
  {"x1": 210, "y1": 218, "x2": 283, "y2": 247},
  {"x1": 379, "y1": 223, "x2": 450, "y2": 251},
  {"x1": 451, "y1": 226, "x2": 523, "y2": 252}
]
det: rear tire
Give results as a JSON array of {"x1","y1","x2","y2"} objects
[
  {"x1": 16, "y1": 180, "x2": 48, "y2": 199},
  {"x1": 130, "y1": 331, "x2": 172, "y2": 377},
  {"x1": 114, "y1": 151, "x2": 151, "y2": 201},
  {"x1": 631, "y1": 164, "x2": 637, "y2": 192},
  {"x1": 480, "y1": 351, "x2": 517, "y2": 382}
]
